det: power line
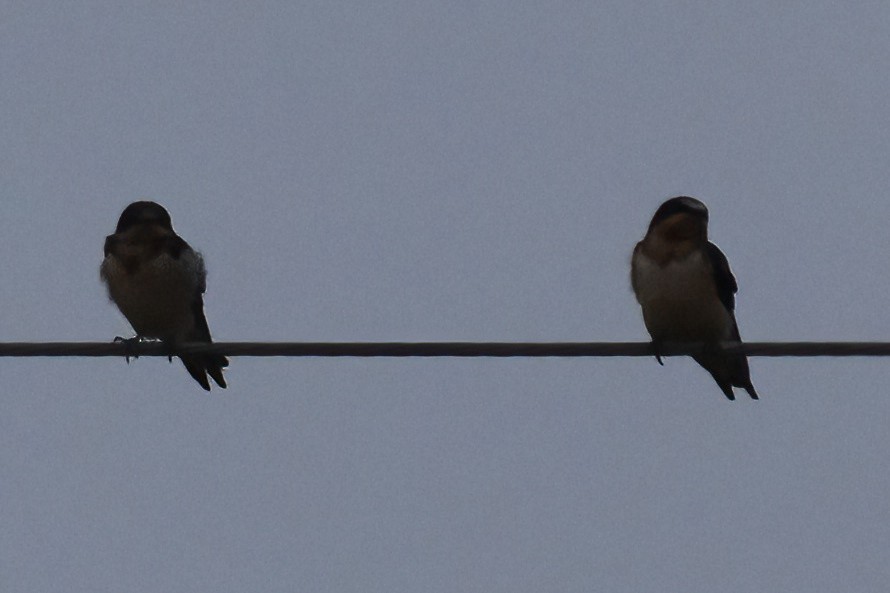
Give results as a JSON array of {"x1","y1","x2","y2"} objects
[{"x1": 0, "y1": 341, "x2": 889, "y2": 357}]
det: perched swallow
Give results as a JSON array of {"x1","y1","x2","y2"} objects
[
  {"x1": 100, "y1": 201, "x2": 228, "y2": 391},
  {"x1": 631, "y1": 196, "x2": 758, "y2": 400}
]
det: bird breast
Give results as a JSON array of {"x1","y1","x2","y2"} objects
[
  {"x1": 632, "y1": 250, "x2": 733, "y2": 342},
  {"x1": 100, "y1": 250, "x2": 204, "y2": 340}
]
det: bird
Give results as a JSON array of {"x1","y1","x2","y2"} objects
[
  {"x1": 631, "y1": 196, "x2": 758, "y2": 400},
  {"x1": 100, "y1": 201, "x2": 228, "y2": 391}
]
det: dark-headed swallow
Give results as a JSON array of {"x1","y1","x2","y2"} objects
[
  {"x1": 631, "y1": 196, "x2": 758, "y2": 400},
  {"x1": 100, "y1": 201, "x2": 228, "y2": 391}
]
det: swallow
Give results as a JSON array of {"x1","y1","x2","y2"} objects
[
  {"x1": 100, "y1": 201, "x2": 228, "y2": 391},
  {"x1": 631, "y1": 196, "x2": 758, "y2": 400}
]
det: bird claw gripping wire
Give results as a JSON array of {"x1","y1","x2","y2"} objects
[
  {"x1": 113, "y1": 335, "x2": 156, "y2": 364},
  {"x1": 651, "y1": 341, "x2": 665, "y2": 366},
  {"x1": 113, "y1": 336, "x2": 174, "y2": 363}
]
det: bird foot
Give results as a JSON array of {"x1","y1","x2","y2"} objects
[
  {"x1": 113, "y1": 335, "x2": 141, "y2": 363},
  {"x1": 113, "y1": 336, "x2": 166, "y2": 363},
  {"x1": 651, "y1": 341, "x2": 665, "y2": 366}
]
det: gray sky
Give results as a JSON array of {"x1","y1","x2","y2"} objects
[{"x1": 2, "y1": 1, "x2": 889, "y2": 591}]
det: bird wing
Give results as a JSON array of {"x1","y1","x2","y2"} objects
[{"x1": 705, "y1": 242, "x2": 738, "y2": 313}]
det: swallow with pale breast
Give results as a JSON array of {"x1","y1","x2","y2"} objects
[
  {"x1": 100, "y1": 201, "x2": 228, "y2": 391},
  {"x1": 631, "y1": 196, "x2": 758, "y2": 400}
]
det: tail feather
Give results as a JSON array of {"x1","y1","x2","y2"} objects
[
  {"x1": 714, "y1": 377, "x2": 736, "y2": 401},
  {"x1": 692, "y1": 322, "x2": 760, "y2": 401},
  {"x1": 181, "y1": 356, "x2": 212, "y2": 391},
  {"x1": 181, "y1": 354, "x2": 228, "y2": 391},
  {"x1": 178, "y1": 297, "x2": 228, "y2": 391},
  {"x1": 206, "y1": 354, "x2": 228, "y2": 388},
  {"x1": 693, "y1": 351, "x2": 757, "y2": 401}
]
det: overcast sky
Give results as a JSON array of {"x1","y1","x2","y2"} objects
[{"x1": 2, "y1": 2, "x2": 890, "y2": 592}]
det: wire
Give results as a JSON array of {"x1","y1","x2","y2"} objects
[{"x1": 0, "y1": 341, "x2": 889, "y2": 357}]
